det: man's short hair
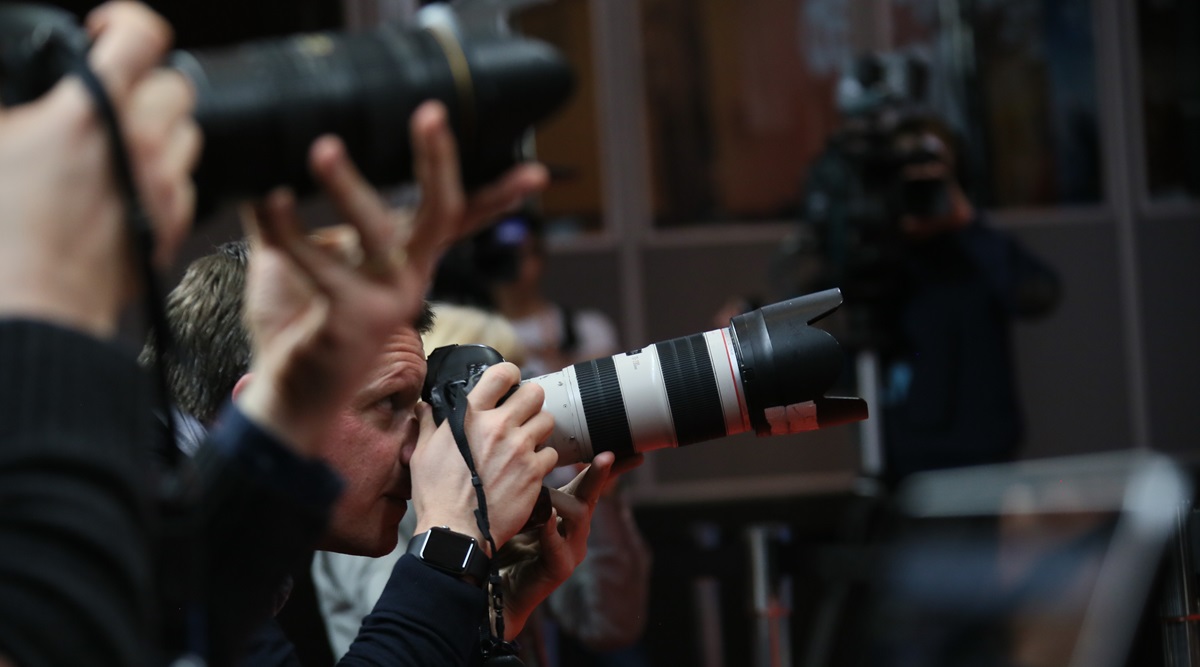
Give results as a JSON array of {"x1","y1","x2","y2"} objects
[{"x1": 144, "y1": 239, "x2": 435, "y2": 426}]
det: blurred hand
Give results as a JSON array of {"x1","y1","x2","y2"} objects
[
  {"x1": 897, "y1": 160, "x2": 974, "y2": 240},
  {"x1": 0, "y1": 1, "x2": 198, "y2": 337},
  {"x1": 411, "y1": 362, "x2": 559, "y2": 553},
  {"x1": 236, "y1": 100, "x2": 548, "y2": 456},
  {"x1": 494, "y1": 451, "x2": 628, "y2": 639}
]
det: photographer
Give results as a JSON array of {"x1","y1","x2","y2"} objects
[
  {"x1": 809, "y1": 112, "x2": 1061, "y2": 483},
  {"x1": 155, "y1": 105, "x2": 620, "y2": 664},
  {"x1": 0, "y1": 4, "x2": 198, "y2": 665},
  {"x1": 0, "y1": 3, "x2": 580, "y2": 666}
]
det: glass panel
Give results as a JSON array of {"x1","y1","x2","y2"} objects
[
  {"x1": 1137, "y1": 0, "x2": 1200, "y2": 202},
  {"x1": 514, "y1": 0, "x2": 607, "y2": 236},
  {"x1": 639, "y1": 0, "x2": 841, "y2": 226},
  {"x1": 970, "y1": 0, "x2": 1102, "y2": 207},
  {"x1": 636, "y1": 0, "x2": 1102, "y2": 228}
]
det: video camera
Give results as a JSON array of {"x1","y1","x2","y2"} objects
[
  {"x1": 0, "y1": 1, "x2": 575, "y2": 209},
  {"x1": 799, "y1": 53, "x2": 958, "y2": 350}
]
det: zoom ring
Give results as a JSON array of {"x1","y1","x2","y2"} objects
[
  {"x1": 573, "y1": 357, "x2": 635, "y2": 459},
  {"x1": 657, "y1": 334, "x2": 727, "y2": 446}
]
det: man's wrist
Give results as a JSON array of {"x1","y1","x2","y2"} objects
[
  {"x1": 414, "y1": 517, "x2": 489, "y2": 554},
  {"x1": 407, "y1": 526, "x2": 491, "y2": 587}
]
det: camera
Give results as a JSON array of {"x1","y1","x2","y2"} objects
[
  {"x1": 423, "y1": 288, "x2": 868, "y2": 466},
  {"x1": 797, "y1": 53, "x2": 962, "y2": 350},
  {"x1": 0, "y1": 2, "x2": 574, "y2": 207}
]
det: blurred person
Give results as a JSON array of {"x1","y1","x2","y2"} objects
[
  {"x1": 879, "y1": 114, "x2": 1060, "y2": 482},
  {"x1": 0, "y1": 4, "x2": 200, "y2": 665},
  {"x1": 0, "y1": 3, "x2": 572, "y2": 666},
  {"x1": 312, "y1": 303, "x2": 652, "y2": 666},
  {"x1": 0, "y1": 2, "x2": 396, "y2": 664},
  {"x1": 435, "y1": 209, "x2": 621, "y2": 379},
  {"x1": 805, "y1": 111, "x2": 1061, "y2": 484},
  {"x1": 156, "y1": 120, "x2": 623, "y2": 663}
]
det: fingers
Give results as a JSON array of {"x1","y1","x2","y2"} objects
[
  {"x1": 85, "y1": 1, "x2": 173, "y2": 103},
  {"x1": 467, "y1": 362, "x2": 524, "y2": 409},
  {"x1": 406, "y1": 102, "x2": 465, "y2": 262},
  {"x1": 540, "y1": 507, "x2": 564, "y2": 542},
  {"x1": 126, "y1": 70, "x2": 195, "y2": 141},
  {"x1": 610, "y1": 453, "x2": 645, "y2": 478},
  {"x1": 415, "y1": 401, "x2": 437, "y2": 437},
  {"x1": 558, "y1": 452, "x2": 614, "y2": 509},
  {"x1": 404, "y1": 100, "x2": 549, "y2": 269},
  {"x1": 308, "y1": 135, "x2": 396, "y2": 275},
  {"x1": 248, "y1": 188, "x2": 375, "y2": 300},
  {"x1": 461, "y1": 162, "x2": 550, "y2": 232},
  {"x1": 248, "y1": 189, "x2": 305, "y2": 254},
  {"x1": 533, "y1": 445, "x2": 560, "y2": 477},
  {"x1": 125, "y1": 70, "x2": 200, "y2": 266}
]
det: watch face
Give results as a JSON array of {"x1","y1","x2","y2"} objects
[{"x1": 421, "y1": 528, "x2": 474, "y2": 573}]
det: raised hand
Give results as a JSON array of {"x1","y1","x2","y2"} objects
[
  {"x1": 235, "y1": 101, "x2": 548, "y2": 456},
  {"x1": 0, "y1": 1, "x2": 198, "y2": 336}
]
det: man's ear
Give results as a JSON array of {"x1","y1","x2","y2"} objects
[{"x1": 231, "y1": 373, "x2": 253, "y2": 401}]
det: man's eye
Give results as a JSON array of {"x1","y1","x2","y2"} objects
[
  {"x1": 372, "y1": 393, "x2": 413, "y2": 420},
  {"x1": 374, "y1": 395, "x2": 400, "y2": 414}
]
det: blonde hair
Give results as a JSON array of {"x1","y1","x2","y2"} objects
[{"x1": 423, "y1": 302, "x2": 528, "y2": 368}]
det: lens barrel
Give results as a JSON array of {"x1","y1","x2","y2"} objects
[
  {"x1": 171, "y1": 19, "x2": 574, "y2": 206},
  {"x1": 527, "y1": 289, "x2": 868, "y2": 465}
]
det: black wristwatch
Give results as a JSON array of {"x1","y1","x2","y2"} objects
[{"x1": 407, "y1": 526, "x2": 490, "y2": 586}]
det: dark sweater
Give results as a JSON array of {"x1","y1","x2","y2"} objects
[
  {"x1": 242, "y1": 555, "x2": 488, "y2": 667},
  {"x1": 882, "y1": 218, "x2": 1061, "y2": 481},
  {"x1": 0, "y1": 321, "x2": 157, "y2": 667},
  {"x1": 0, "y1": 319, "x2": 491, "y2": 666},
  {"x1": 0, "y1": 320, "x2": 343, "y2": 667}
]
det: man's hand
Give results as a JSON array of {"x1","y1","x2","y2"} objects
[
  {"x1": 236, "y1": 101, "x2": 548, "y2": 455},
  {"x1": 0, "y1": 1, "x2": 198, "y2": 337},
  {"x1": 495, "y1": 452, "x2": 627, "y2": 639},
  {"x1": 411, "y1": 362, "x2": 560, "y2": 553}
]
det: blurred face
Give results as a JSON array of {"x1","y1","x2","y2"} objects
[
  {"x1": 515, "y1": 237, "x2": 543, "y2": 290},
  {"x1": 893, "y1": 130, "x2": 973, "y2": 237},
  {"x1": 316, "y1": 328, "x2": 427, "y2": 557}
]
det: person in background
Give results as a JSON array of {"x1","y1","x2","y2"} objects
[
  {"x1": 804, "y1": 111, "x2": 1061, "y2": 484},
  {"x1": 436, "y1": 209, "x2": 621, "y2": 379},
  {"x1": 0, "y1": 4, "x2": 199, "y2": 663}
]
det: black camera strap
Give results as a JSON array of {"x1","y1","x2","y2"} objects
[
  {"x1": 67, "y1": 49, "x2": 181, "y2": 454},
  {"x1": 446, "y1": 385, "x2": 525, "y2": 666},
  {"x1": 68, "y1": 47, "x2": 208, "y2": 662}
]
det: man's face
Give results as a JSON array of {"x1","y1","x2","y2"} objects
[{"x1": 317, "y1": 327, "x2": 427, "y2": 557}]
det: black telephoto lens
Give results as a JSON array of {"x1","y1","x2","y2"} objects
[{"x1": 170, "y1": 16, "x2": 574, "y2": 207}]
